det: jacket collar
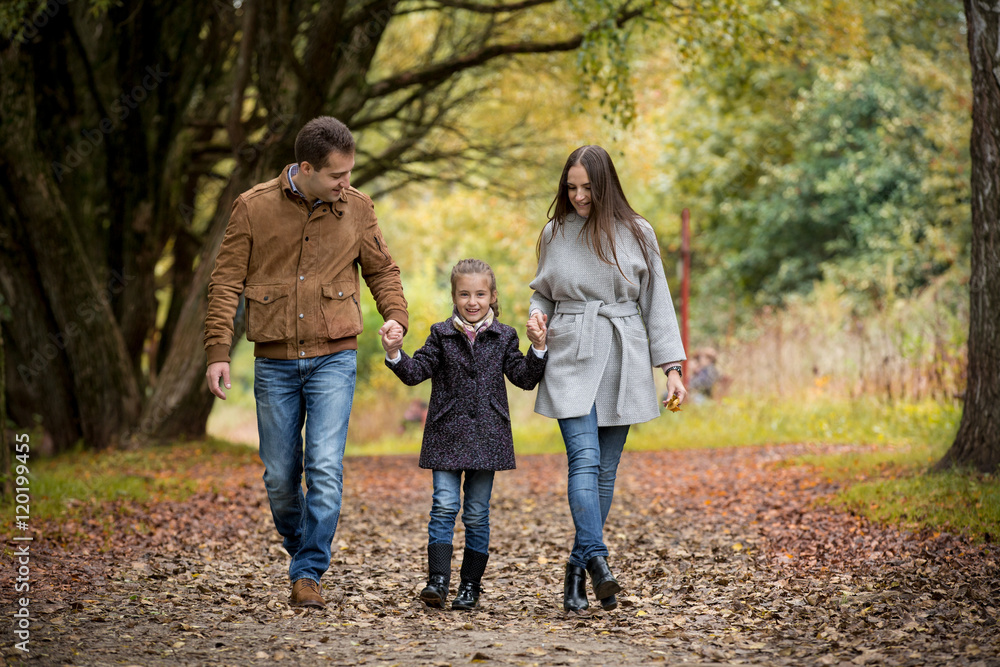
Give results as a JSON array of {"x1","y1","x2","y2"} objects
[
  {"x1": 280, "y1": 164, "x2": 349, "y2": 205},
  {"x1": 439, "y1": 316, "x2": 498, "y2": 337}
]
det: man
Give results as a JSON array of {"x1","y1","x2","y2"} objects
[{"x1": 205, "y1": 116, "x2": 407, "y2": 608}]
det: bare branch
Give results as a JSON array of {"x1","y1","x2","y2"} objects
[
  {"x1": 227, "y1": 0, "x2": 258, "y2": 148},
  {"x1": 397, "y1": 0, "x2": 556, "y2": 15},
  {"x1": 365, "y1": 6, "x2": 646, "y2": 99},
  {"x1": 275, "y1": 2, "x2": 307, "y2": 84}
]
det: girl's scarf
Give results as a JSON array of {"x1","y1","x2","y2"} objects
[{"x1": 452, "y1": 307, "x2": 494, "y2": 345}]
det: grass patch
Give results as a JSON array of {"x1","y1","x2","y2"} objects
[
  {"x1": 832, "y1": 469, "x2": 999, "y2": 542},
  {"x1": 791, "y1": 423, "x2": 998, "y2": 543},
  {"x1": 2, "y1": 438, "x2": 260, "y2": 528},
  {"x1": 571, "y1": 396, "x2": 959, "y2": 454},
  {"x1": 346, "y1": 433, "x2": 422, "y2": 458},
  {"x1": 630, "y1": 396, "x2": 962, "y2": 451},
  {"x1": 347, "y1": 396, "x2": 964, "y2": 456}
]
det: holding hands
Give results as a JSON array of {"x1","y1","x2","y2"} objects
[
  {"x1": 526, "y1": 312, "x2": 547, "y2": 350},
  {"x1": 379, "y1": 319, "x2": 405, "y2": 358}
]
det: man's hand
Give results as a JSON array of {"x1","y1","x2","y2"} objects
[
  {"x1": 207, "y1": 361, "x2": 231, "y2": 400},
  {"x1": 381, "y1": 327, "x2": 403, "y2": 356},
  {"x1": 379, "y1": 319, "x2": 404, "y2": 357}
]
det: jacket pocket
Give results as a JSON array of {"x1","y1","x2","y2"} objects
[
  {"x1": 546, "y1": 313, "x2": 577, "y2": 339},
  {"x1": 429, "y1": 397, "x2": 457, "y2": 423},
  {"x1": 244, "y1": 284, "x2": 291, "y2": 342},
  {"x1": 321, "y1": 282, "x2": 364, "y2": 339},
  {"x1": 622, "y1": 322, "x2": 650, "y2": 342},
  {"x1": 489, "y1": 397, "x2": 511, "y2": 422}
]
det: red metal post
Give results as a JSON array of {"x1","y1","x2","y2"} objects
[{"x1": 680, "y1": 208, "x2": 691, "y2": 377}]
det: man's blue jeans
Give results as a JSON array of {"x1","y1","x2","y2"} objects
[
  {"x1": 558, "y1": 405, "x2": 630, "y2": 569},
  {"x1": 254, "y1": 351, "x2": 356, "y2": 583},
  {"x1": 428, "y1": 469, "x2": 496, "y2": 554}
]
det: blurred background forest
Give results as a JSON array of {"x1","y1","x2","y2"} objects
[
  {"x1": 0, "y1": 0, "x2": 980, "y2": 459},
  {"x1": 207, "y1": 0, "x2": 975, "y2": 454}
]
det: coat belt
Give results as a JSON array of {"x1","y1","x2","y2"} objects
[{"x1": 554, "y1": 300, "x2": 641, "y2": 416}]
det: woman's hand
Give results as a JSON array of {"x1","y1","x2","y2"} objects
[
  {"x1": 526, "y1": 312, "x2": 548, "y2": 350},
  {"x1": 662, "y1": 365, "x2": 687, "y2": 407}
]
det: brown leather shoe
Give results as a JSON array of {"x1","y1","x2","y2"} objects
[{"x1": 290, "y1": 578, "x2": 325, "y2": 608}]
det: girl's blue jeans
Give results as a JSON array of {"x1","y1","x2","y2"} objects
[
  {"x1": 558, "y1": 404, "x2": 631, "y2": 569},
  {"x1": 428, "y1": 469, "x2": 495, "y2": 554}
]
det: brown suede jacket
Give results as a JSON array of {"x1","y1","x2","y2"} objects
[{"x1": 204, "y1": 165, "x2": 408, "y2": 365}]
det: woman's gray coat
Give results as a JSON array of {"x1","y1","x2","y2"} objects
[{"x1": 529, "y1": 213, "x2": 686, "y2": 426}]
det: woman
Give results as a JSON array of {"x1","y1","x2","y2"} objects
[{"x1": 528, "y1": 145, "x2": 687, "y2": 613}]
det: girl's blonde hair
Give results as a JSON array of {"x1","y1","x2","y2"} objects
[{"x1": 450, "y1": 258, "x2": 501, "y2": 318}]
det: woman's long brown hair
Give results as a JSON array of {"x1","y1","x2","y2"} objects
[{"x1": 538, "y1": 145, "x2": 660, "y2": 278}]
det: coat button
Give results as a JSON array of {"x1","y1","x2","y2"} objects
[
  {"x1": 299, "y1": 275, "x2": 305, "y2": 281},
  {"x1": 299, "y1": 313, "x2": 304, "y2": 319},
  {"x1": 263, "y1": 296, "x2": 269, "y2": 301},
  {"x1": 338, "y1": 291, "x2": 343, "y2": 297},
  {"x1": 300, "y1": 351, "x2": 306, "y2": 357}
]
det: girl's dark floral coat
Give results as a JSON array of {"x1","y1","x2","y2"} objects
[{"x1": 386, "y1": 318, "x2": 546, "y2": 471}]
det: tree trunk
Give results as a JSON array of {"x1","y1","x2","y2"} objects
[
  {"x1": 936, "y1": 0, "x2": 1000, "y2": 473},
  {"x1": 0, "y1": 44, "x2": 142, "y2": 449},
  {"x1": 135, "y1": 169, "x2": 253, "y2": 441},
  {"x1": 0, "y1": 225, "x2": 81, "y2": 454}
]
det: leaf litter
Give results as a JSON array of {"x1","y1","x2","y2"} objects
[{"x1": 1, "y1": 443, "x2": 997, "y2": 666}]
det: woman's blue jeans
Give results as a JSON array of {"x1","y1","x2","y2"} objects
[
  {"x1": 254, "y1": 351, "x2": 356, "y2": 583},
  {"x1": 428, "y1": 469, "x2": 496, "y2": 554},
  {"x1": 558, "y1": 405, "x2": 630, "y2": 569}
]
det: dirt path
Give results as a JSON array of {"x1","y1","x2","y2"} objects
[{"x1": 3, "y1": 444, "x2": 998, "y2": 666}]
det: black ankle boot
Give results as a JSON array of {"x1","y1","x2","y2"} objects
[
  {"x1": 563, "y1": 563, "x2": 589, "y2": 612},
  {"x1": 452, "y1": 580, "x2": 483, "y2": 610},
  {"x1": 420, "y1": 543, "x2": 452, "y2": 608},
  {"x1": 452, "y1": 549, "x2": 489, "y2": 610},
  {"x1": 586, "y1": 555, "x2": 621, "y2": 601}
]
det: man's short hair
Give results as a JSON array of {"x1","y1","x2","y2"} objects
[{"x1": 295, "y1": 116, "x2": 355, "y2": 169}]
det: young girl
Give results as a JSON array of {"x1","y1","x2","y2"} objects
[{"x1": 382, "y1": 258, "x2": 547, "y2": 610}]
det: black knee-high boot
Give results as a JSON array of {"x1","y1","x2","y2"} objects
[
  {"x1": 451, "y1": 548, "x2": 489, "y2": 610},
  {"x1": 420, "y1": 543, "x2": 453, "y2": 608}
]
